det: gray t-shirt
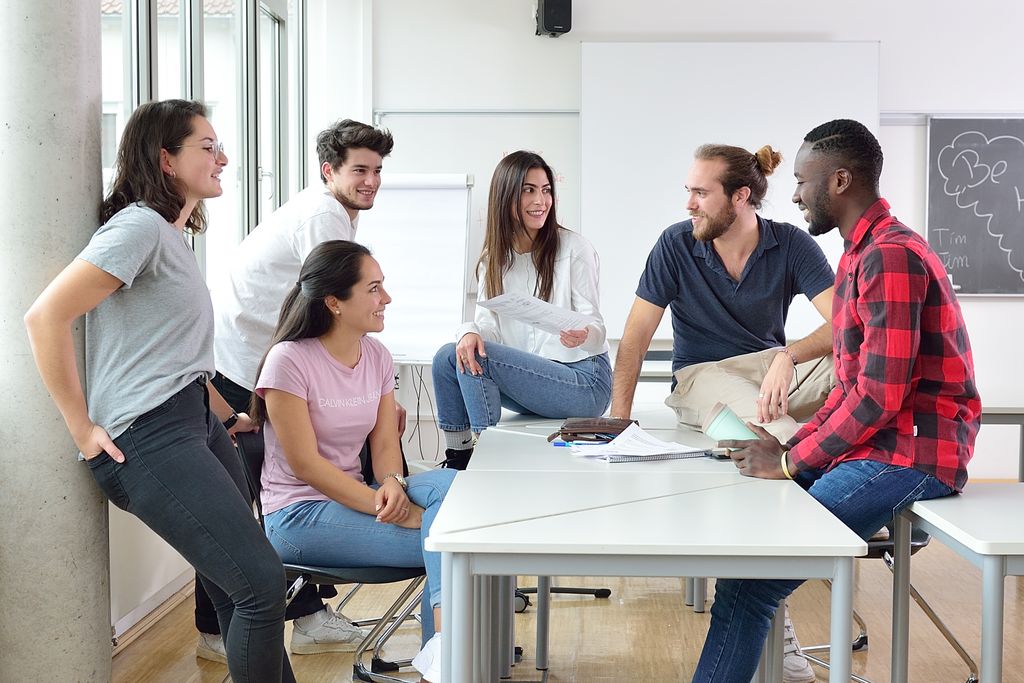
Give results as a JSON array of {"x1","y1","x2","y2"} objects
[{"x1": 78, "y1": 204, "x2": 214, "y2": 439}]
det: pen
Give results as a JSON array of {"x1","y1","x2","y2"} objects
[{"x1": 552, "y1": 440, "x2": 607, "y2": 447}]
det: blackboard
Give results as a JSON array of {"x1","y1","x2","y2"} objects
[{"x1": 927, "y1": 117, "x2": 1024, "y2": 295}]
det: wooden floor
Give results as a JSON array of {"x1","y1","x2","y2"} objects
[{"x1": 113, "y1": 541, "x2": 1024, "y2": 683}]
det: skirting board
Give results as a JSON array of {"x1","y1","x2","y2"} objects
[{"x1": 112, "y1": 571, "x2": 195, "y2": 653}]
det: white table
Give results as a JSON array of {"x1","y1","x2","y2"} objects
[
  {"x1": 479, "y1": 421, "x2": 733, "y2": 613},
  {"x1": 980, "y1": 407, "x2": 1024, "y2": 481},
  {"x1": 891, "y1": 482, "x2": 1024, "y2": 682},
  {"x1": 427, "y1": 469, "x2": 866, "y2": 683}
]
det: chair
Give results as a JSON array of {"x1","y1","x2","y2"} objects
[
  {"x1": 235, "y1": 431, "x2": 427, "y2": 683},
  {"x1": 801, "y1": 526, "x2": 978, "y2": 683}
]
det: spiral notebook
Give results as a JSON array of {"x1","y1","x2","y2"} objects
[
  {"x1": 600, "y1": 449, "x2": 712, "y2": 463},
  {"x1": 569, "y1": 423, "x2": 712, "y2": 463}
]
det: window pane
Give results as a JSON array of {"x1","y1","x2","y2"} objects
[
  {"x1": 203, "y1": 0, "x2": 243, "y2": 288},
  {"x1": 287, "y1": 0, "x2": 303, "y2": 195},
  {"x1": 258, "y1": 6, "x2": 283, "y2": 221},
  {"x1": 101, "y1": 0, "x2": 129, "y2": 192},
  {"x1": 158, "y1": 0, "x2": 183, "y2": 99}
]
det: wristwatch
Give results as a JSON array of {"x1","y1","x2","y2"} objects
[
  {"x1": 381, "y1": 472, "x2": 407, "y2": 490},
  {"x1": 222, "y1": 413, "x2": 238, "y2": 430}
]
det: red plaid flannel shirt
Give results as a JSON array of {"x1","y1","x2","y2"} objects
[{"x1": 787, "y1": 199, "x2": 980, "y2": 491}]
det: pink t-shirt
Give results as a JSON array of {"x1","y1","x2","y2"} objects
[{"x1": 255, "y1": 336, "x2": 395, "y2": 514}]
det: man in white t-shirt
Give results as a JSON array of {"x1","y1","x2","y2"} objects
[
  {"x1": 211, "y1": 119, "x2": 394, "y2": 402},
  {"x1": 198, "y1": 120, "x2": 396, "y2": 661}
]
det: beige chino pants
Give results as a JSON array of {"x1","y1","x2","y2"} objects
[{"x1": 664, "y1": 347, "x2": 835, "y2": 443}]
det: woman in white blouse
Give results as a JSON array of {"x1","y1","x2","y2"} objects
[{"x1": 431, "y1": 151, "x2": 611, "y2": 468}]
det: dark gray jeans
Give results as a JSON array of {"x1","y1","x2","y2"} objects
[{"x1": 88, "y1": 379, "x2": 294, "y2": 682}]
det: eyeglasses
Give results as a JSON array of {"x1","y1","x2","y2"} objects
[{"x1": 171, "y1": 140, "x2": 226, "y2": 158}]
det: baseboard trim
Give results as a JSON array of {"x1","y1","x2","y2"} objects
[{"x1": 112, "y1": 577, "x2": 195, "y2": 655}]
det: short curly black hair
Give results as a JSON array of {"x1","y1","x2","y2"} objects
[
  {"x1": 803, "y1": 119, "x2": 883, "y2": 192},
  {"x1": 316, "y1": 119, "x2": 394, "y2": 183}
]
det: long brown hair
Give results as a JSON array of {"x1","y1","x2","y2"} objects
[
  {"x1": 100, "y1": 99, "x2": 209, "y2": 233},
  {"x1": 249, "y1": 240, "x2": 373, "y2": 425},
  {"x1": 478, "y1": 151, "x2": 562, "y2": 302}
]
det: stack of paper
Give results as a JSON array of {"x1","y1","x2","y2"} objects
[{"x1": 569, "y1": 423, "x2": 710, "y2": 463}]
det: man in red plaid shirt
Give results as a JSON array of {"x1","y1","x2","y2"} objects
[{"x1": 690, "y1": 119, "x2": 982, "y2": 682}]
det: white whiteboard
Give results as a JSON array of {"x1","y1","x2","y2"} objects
[
  {"x1": 374, "y1": 111, "x2": 580, "y2": 294},
  {"x1": 359, "y1": 173, "x2": 470, "y2": 364},
  {"x1": 581, "y1": 42, "x2": 880, "y2": 341}
]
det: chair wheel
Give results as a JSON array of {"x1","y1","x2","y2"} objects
[
  {"x1": 594, "y1": 588, "x2": 612, "y2": 598},
  {"x1": 852, "y1": 634, "x2": 868, "y2": 652},
  {"x1": 514, "y1": 589, "x2": 531, "y2": 613}
]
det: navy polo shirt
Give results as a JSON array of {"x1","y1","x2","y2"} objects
[{"x1": 636, "y1": 216, "x2": 834, "y2": 373}]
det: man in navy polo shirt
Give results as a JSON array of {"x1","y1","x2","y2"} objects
[
  {"x1": 610, "y1": 143, "x2": 836, "y2": 683},
  {"x1": 611, "y1": 143, "x2": 836, "y2": 443}
]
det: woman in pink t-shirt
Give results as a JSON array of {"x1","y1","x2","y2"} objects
[{"x1": 252, "y1": 240, "x2": 455, "y2": 683}]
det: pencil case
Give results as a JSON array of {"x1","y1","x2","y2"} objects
[{"x1": 547, "y1": 416, "x2": 639, "y2": 443}]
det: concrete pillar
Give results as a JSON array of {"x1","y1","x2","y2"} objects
[{"x1": 0, "y1": 1, "x2": 110, "y2": 680}]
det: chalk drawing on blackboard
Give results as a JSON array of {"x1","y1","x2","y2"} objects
[{"x1": 935, "y1": 131, "x2": 1024, "y2": 285}]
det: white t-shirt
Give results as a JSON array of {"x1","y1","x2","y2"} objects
[
  {"x1": 211, "y1": 184, "x2": 357, "y2": 390},
  {"x1": 256, "y1": 336, "x2": 394, "y2": 515},
  {"x1": 457, "y1": 229, "x2": 610, "y2": 362}
]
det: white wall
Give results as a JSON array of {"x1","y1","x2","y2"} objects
[{"x1": 314, "y1": 0, "x2": 1024, "y2": 479}]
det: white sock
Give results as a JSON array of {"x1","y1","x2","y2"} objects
[{"x1": 444, "y1": 430, "x2": 474, "y2": 451}]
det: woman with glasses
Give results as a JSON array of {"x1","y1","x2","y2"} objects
[
  {"x1": 431, "y1": 150, "x2": 612, "y2": 469},
  {"x1": 24, "y1": 99, "x2": 293, "y2": 683}
]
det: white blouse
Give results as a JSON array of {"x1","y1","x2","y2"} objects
[{"x1": 456, "y1": 229, "x2": 609, "y2": 363}]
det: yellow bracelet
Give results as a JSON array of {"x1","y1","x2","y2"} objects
[{"x1": 780, "y1": 452, "x2": 794, "y2": 480}]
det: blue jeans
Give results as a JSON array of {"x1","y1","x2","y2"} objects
[
  {"x1": 264, "y1": 468, "x2": 457, "y2": 642},
  {"x1": 432, "y1": 342, "x2": 612, "y2": 433},
  {"x1": 87, "y1": 379, "x2": 293, "y2": 683},
  {"x1": 691, "y1": 459, "x2": 955, "y2": 682}
]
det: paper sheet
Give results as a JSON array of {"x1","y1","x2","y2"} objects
[
  {"x1": 477, "y1": 292, "x2": 597, "y2": 335},
  {"x1": 569, "y1": 423, "x2": 708, "y2": 459}
]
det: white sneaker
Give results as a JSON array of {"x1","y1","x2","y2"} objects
[
  {"x1": 783, "y1": 607, "x2": 816, "y2": 683},
  {"x1": 195, "y1": 632, "x2": 227, "y2": 664},
  {"x1": 411, "y1": 632, "x2": 442, "y2": 683},
  {"x1": 289, "y1": 604, "x2": 368, "y2": 654}
]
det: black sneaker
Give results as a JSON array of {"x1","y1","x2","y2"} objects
[{"x1": 439, "y1": 448, "x2": 473, "y2": 470}]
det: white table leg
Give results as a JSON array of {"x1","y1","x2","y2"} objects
[
  {"x1": 981, "y1": 555, "x2": 1006, "y2": 681},
  {"x1": 488, "y1": 576, "x2": 501, "y2": 681},
  {"x1": 891, "y1": 515, "x2": 911, "y2": 683},
  {"x1": 828, "y1": 557, "x2": 853, "y2": 682},
  {"x1": 442, "y1": 552, "x2": 454, "y2": 683},
  {"x1": 498, "y1": 576, "x2": 513, "y2": 678},
  {"x1": 765, "y1": 603, "x2": 783, "y2": 683},
  {"x1": 693, "y1": 577, "x2": 707, "y2": 613},
  {"x1": 449, "y1": 553, "x2": 472, "y2": 683},
  {"x1": 474, "y1": 576, "x2": 484, "y2": 682},
  {"x1": 536, "y1": 575, "x2": 551, "y2": 670}
]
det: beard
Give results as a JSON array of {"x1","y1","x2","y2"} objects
[
  {"x1": 806, "y1": 184, "x2": 837, "y2": 236},
  {"x1": 692, "y1": 202, "x2": 737, "y2": 242},
  {"x1": 808, "y1": 217, "x2": 838, "y2": 236}
]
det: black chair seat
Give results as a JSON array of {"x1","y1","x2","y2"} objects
[
  {"x1": 865, "y1": 526, "x2": 930, "y2": 558},
  {"x1": 284, "y1": 564, "x2": 425, "y2": 587}
]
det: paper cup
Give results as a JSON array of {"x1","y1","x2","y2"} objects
[{"x1": 703, "y1": 402, "x2": 758, "y2": 441}]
